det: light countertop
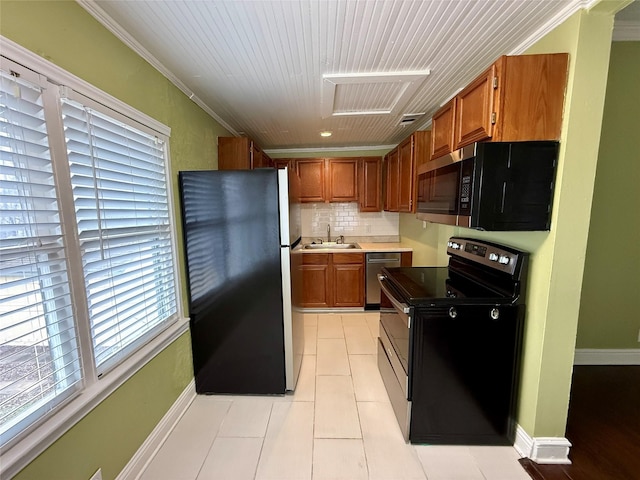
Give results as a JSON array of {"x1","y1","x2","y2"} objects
[
  {"x1": 355, "y1": 242, "x2": 412, "y2": 252},
  {"x1": 295, "y1": 242, "x2": 412, "y2": 253}
]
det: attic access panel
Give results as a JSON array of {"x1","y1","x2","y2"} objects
[{"x1": 321, "y1": 71, "x2": 430, "y2": 118}]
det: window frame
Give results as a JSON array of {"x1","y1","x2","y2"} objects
[{"x1": 0, "y1": 37, "x2": 188, "y2": 478}]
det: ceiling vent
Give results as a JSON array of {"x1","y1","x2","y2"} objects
[
  {"x1": 399, "y1": 113, "x2": 425, "y2": 126},
  {"x1": 321, "y1": 71, "x2": 430, "y2": 119}
]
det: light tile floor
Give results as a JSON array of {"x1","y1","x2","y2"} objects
[{"x1": 140, "y1": 312, "x2": 531, "y2": 480}]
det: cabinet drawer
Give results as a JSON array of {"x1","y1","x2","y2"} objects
[
  {"x1": 332, "y1": 252, "x2": 364, "y2": 264},
  {"x1": 301, "y1": 253, "x2": 329, "y2": 265}
]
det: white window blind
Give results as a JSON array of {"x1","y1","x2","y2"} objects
[
  {"x1": 0, "y1": 70, "x2": 82, "y2": 443},
  {"x1": 61, "y1": 98, "x2": 177, "y2": 374}
]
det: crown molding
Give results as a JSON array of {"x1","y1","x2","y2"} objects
[
  {"x1": 510, "y1": 0, "x2": 598, "y2": 54},
  {"x1": 76, "y1": 0, "x2": 239, "y2": 136}
]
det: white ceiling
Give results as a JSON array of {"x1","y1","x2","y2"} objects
[{"x1": 79, "y1": 0, "x2": 637, "y2": 152}]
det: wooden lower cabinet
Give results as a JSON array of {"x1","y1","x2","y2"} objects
[
  {"x1": 300, "y1": 254, "x2": 331, "y2": 308},
  {"x1": 332, "y1": 253, "x2": 364, "y2": 307},
  {"x1": 300, "y1": 252, "x2": 364, "y2": 308}
]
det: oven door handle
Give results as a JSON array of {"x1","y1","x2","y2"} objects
[{"x1": 377, "y1": 274, "x2": 411, "y2": 314}]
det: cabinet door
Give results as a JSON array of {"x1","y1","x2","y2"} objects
[
  {"x1": 332, "y1": 264, "x2": 364, "y2": 307},
  {"x1": 297, "y1": 158, "x2": 326, "y2": 202},
  {"x1": 300, "y1": 253, "x2": 331, "y2": 308},
  {"x1": 218, "y1": 137, "x2": 251, "y2": 170},
  {"x1": 252, "y1": 143, "x2": 272, "y2": 169},
  {"x1": 327, "y1": 158, "x2": 358, "y2": 202},
  {"x1": 397, "y1": 137, "x2": 414, "y2": 213},
  {"x1": 430, "y1": 99, "x2": 456, "y2": 159},
  {"x1": 454, "y1": 64, "x2": 497, "y2": 149},
  {"x1": 382, "y1": 154, "x2": 389, "y2": 211},
  {"x1": 495, "y1": 53, "x2": 568, "y2": 142},
  {"x1": 385, "y1": 148, "x2": 399, "y2": 212},
  {"x1": 332, "y1": 253, "x2": 364, "y2": 307},
  {"x1": 359, "y1": 157, "x2": 381, "y2": 212}
]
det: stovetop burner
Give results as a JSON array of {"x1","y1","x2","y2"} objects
[
  {"x1": 381, "y1": 237, "x2": 529, "y2": 307},
  {"x1": 382, "y1": 266, "x2": 514, "y2": 305}
]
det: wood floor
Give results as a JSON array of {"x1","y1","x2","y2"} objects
[{"x1": 519, "y1": 365, "x2": 640, "y2": 480}]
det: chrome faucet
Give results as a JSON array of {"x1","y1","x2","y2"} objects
[{"x1": 327, "y1": 224, "x2": 331, "y2": 243}]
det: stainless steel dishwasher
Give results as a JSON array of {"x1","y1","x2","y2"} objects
[{"x1": 365, "y1": 252, "x2": 402, "y2": 309}]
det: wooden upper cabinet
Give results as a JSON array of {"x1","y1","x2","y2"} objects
[
  {"x1": 359, "y1": 157, "x2": 382, "y2": 212},
  {"x1": 455, "y1": 64, "x2": 497, "y2": 148},
  {"x1": 218, "y1": 136, "x2": 271, "y2": 169},
  {"x1": 397, "y1": 136, "x2": 414, "y2": 212},
  {"x1": 495, "y1": 53, "x2": 569, "y2": 142},
  {"x1": 385, "y1": 148, "x2": 399, "y2": 212},
  {"x1": 297, "y1": 158, "x2": 326, "y2": 202},
  {"x1": 251, "y1": 143, "x2": 273, "y2": 168},
  {"x1": 381, "y1": 156, "x2": 391, "y2": 211},
  {"x1": 327, "y1": 158, "x2": 358, "y2": 202},
  {"x1": 272, "y1": 158, "x2": 293, "y2": 169},
  {"x1": 430, "y1": 53, "x2": 569, "y2": 159},
  {"x1": 430, "y1": 99, "x2": 456, "y2": 159},
  {"x1": 296, "y1": 158, "x2": 358, "y2": 203},
  {"x1": 385, "y1": 130, "x2": 430, "y2": 213}
]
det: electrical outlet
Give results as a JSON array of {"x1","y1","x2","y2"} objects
[
  {"x1": 637, "y1": 328, "x2": 640, "y2": 343},
  {"x1": 89, "y1": 468, "x2": 102, "y2": 480},
  {"x1": 365, "y1": 224, "x2": 371, "y2": 233}
]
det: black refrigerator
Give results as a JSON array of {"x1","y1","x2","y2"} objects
[{"x1": 178, "y1": 168, "x2": 303, "y2": 395}]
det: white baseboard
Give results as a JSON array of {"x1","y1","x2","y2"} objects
[
  {"x1": 513, "y1": 424, "x2": 572, "y2": 465},
  {"x1": 116, "y1": 380, "x2": 196, "y2": 480},
  {"x1": 574, "y1": 349, "x2": 640, "y2": 365}
]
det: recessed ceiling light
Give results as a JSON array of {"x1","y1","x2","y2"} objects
[{"x1": 320, "y1": 131, "x2": 332, "y2": 137}]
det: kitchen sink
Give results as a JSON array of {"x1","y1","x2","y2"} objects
[{"x1": 303, "y1": 242, "x2": 360, "y2": 249}]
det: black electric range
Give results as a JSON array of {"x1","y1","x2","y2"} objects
[{"x1": 376, "y1": 237, "x2": 528, "y2": 445}]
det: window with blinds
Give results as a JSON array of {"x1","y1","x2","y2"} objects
[
  {"x1": 60, "y1": 98, "x2": 177, "y2": 374},
  {"x1": 0, "y1": 70, "x2": 82, "y2": 442},
  {"x1": 0, "y1": 53, "x2": 178, "y2": 452}
]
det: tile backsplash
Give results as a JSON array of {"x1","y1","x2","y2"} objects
[{"x1": 301, "y1": 203, "x2": 399, "y2": 241}]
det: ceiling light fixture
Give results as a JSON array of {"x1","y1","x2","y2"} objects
[{"x1": 320, "y1": 131, "x2": 332, "y2": 137}]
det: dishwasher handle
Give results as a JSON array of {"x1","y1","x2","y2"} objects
[
  {"x1": 377, "y1": 273, "x2": 411, "y2": 315},
  {"x1": 367, "y1": 257, "x2": 401, "y2": 264}
]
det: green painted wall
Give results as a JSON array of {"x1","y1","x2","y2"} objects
[
  {"x1": 398, "y1": 214, "x2": 449, "y2": 266},
  {"x1": 1, "y1": 1, "x2": 231, "y2": 478},
  {"x1": 14, "y1": 335, "x2": 193, "y2": 480},
  {"x1": 519, "y1": 4, "x2": 616, "y2": 437},
  {"x1": 577, "y1": 41, "x2": 640, "y2": 349},
  {"x1": 398, "y1": 4, "x2": 624, "y2": 438}
]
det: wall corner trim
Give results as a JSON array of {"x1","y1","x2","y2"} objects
[
  {"x1": 514, "y1": 425, "x2": 572, "y2": 465},
  {"x1": 574, "y1": 348, "x2": 640, "y2": 365},
  {"x1": 116, "y1": 380, "x2": 196, "y2": 480}
]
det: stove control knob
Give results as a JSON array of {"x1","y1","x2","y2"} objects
[
  {"x1": 448, "y1": 307, "x2": 458, "y2": 319},
  {"x1": 450, "y1": 242, "x2": 461, "y2": 250},
  {"x1": 489, "y1": 253, "x2": 499, "y2": 262},
  {"x1": 498, "y1": 255, "x2": 510, "y2": 265}
]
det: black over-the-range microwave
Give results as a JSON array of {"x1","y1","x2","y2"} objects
[{"x1": 416, "y1": 141, "x2": 559, "y2": 231}]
